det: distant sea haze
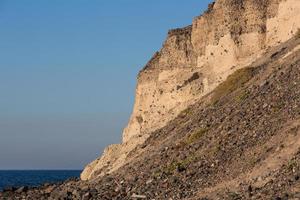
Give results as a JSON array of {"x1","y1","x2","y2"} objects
[{"x1": 0, "y1": 170, "x2": 81, "y2": 191}]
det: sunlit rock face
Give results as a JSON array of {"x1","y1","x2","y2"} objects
[{"x1": 81, "y1": 0, "x2": 300, "y2": 181}]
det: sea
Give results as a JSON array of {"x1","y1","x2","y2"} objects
[{"x1": 0, "y1": 170, "x2": 81, "y2": 192}]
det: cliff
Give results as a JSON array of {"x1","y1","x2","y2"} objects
[{"x1": 81, "y1": 0, "x2": 300, "y2": 181}]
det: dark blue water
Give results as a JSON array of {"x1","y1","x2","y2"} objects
[{"x1": 0, "y1": 170, "x2": 81, "y2": 191}]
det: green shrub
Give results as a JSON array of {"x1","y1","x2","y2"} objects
[
  {"x1": 235, "y1": 90, "x2": 249, "y2": 103},
  {"x1": 179, "y1": 107, "x2": 192, "y2": 118},
  {"x1": 227, "y1": 192, "x2": 242, "y2": 200},
  {"x1": 186, "y1": 128, "x2": 208, "y2": 144},
  {"x1": 211, "y1": 67, "x2": 255, "y2": 104},
  {"x1": 287, "y1": 160, "x2": 298, "y2": 171},
  {"x1": 164, "y1": 155, "x2": 196, "y2": 175}
]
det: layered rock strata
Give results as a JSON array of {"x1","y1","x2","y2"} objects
[{"x1": 81, "y1": 0, "x2": 300, "y2": 180}]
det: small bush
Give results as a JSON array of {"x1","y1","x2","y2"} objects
[
  {"x1": 164, "y1": 155, "x2": 196, "y2": 175},
  {"x1": 152, "y1": 170, "x2": 161, "y2": 178},
  {"x1": 164, "y1": 161, "x2": 186, "y2": 175},
  {"x1": 227, "y1": 192, "x2": 242, "y2": 200},
  {"x1": 179, "y1": 107, "x2": 192, "y2": 118},
  {"x1": 271, "y1": 102, "x2": 284, "y2": 113},
  {"x1": 287, "y1": 160, "x2": 298, "y2": 171},
  {"x1": 186, "y1": 128, "x2": 208, "y2": 144},
  {"x1": 211, "y1": 67, "x2": 255, "y2": 104},
  {"x1": 210, "y1": 144, "x2": 222, "y2": 156},
  {"x1": 235, "y1": 90, "x2": 249, "y2": 103}
]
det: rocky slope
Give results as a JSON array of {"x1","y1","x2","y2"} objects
[{"x1": 81, "y1": 0, "x2": 300, "y2": 181}]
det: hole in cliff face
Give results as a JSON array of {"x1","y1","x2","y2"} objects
[
  {"x1": 177, "y1": 72, "x2": 201, "y2": 90},
  {"x1": 136, "y1": 116, "x2": 143, "y2": 124},
  {"x1": 188, "y1": 72, "x2": 200, "y2": 82}
]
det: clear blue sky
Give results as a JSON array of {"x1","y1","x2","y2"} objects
[{"x1": 0, "y1": 0, "x2": 212, "y2": 170}]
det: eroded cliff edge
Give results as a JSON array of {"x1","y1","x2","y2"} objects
[{"x1": 81, "y1": 0, "x2": 300, "y2": 181}]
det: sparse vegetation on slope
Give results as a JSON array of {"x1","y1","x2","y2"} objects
[
  {"x1": 186, "y1": 128, "x2": 209, "y2": 144},
  {"x1": 211, "y1": 67, "x2": 256, "y2": 104}
]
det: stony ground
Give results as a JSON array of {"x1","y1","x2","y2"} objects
[{"x1": 1, "y1": 38, "x2": 300, "y2": 200}]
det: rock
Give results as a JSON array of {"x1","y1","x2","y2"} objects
[
  {"x1": 294, "y1": 192, "x2": 300, "y2": 198},
  {"x1": 82, "y1": 192, "x2": 91, "y2": 200},
  {"x1": 72, "y1": 189, "x2": 81, "y2": 199},
  {"x1": 80, "y1": 185, "x2": 90, "y2": 192},
  {"x1": 247, "y1": 185, "x2": 253, "y2": 193},
  {"x1": 132, "y1": 194, "x2": 147, "y2": 199},
  {"x1": 177, "y1": 164, "x2": 186, "y2": 172},
  {"x1": 257, "y1": 177, "x2": 263, "y2": 182},
  {"x1": 43, "y1": 183, "x2": 51, "y2": 187},
  {"x1": 3, "y1": 186, "x2": 16, "y2": 192},
  {"x1": 146, "y1": 179, "x2": 153, "y2": 185},
  {"x1": 44, "y1": 185, "x2": 55, "y2": 194},
  {"x1": 15, "y1": 186, "x2": 28, "y2": 193}
]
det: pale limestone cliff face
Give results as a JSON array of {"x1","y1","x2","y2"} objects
[{"x1": 81, "y1": 0, "x2": 300, "y2": 181}]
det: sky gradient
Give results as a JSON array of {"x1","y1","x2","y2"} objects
[{"x1": 0, "y1": 0, "x2": 212, "y2": 170}]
